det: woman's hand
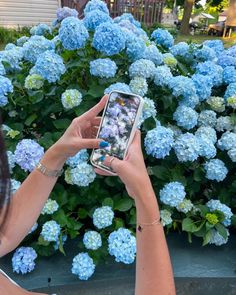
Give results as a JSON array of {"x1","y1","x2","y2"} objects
[
  {"x1": 95, "y1": 130, "x2": 153, "y2": 199},
  {"x1": 49, "y1": 95, "x2": 109, "y2": 163}
]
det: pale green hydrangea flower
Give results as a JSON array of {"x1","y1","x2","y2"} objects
[
  {"x1": 61, "y1": 89, "x2": 82, "y2": 110},
  {"x1": 227, "y1": 96, "x2": 236, "y2": 109},
  {"x1": 177, "y1": 198, "x2": 193, "y2": 213},
  {"x1": 25, "y1": 74, "x2": 44, "y2": 90},
  {"x1": 206, "y1": 96, "x2": 225, "y2": 113},
  {"x1": 41, "y1": 199, "x2": 59, "y2": 215},
  {"x1": 160, "y1": 209, "x2": 172, "y2": 226}
]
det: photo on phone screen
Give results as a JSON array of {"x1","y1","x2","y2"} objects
[{"x1": 90, "y1": 91, "x2": 143, "y2": 173}]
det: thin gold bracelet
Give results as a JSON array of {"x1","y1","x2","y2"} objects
[
  {"x1": 137, "y1": 218, "x2": 162, "y2": 232},
  {"x1": 36, "y1": 162, "x2": 64, "y2": 178}
]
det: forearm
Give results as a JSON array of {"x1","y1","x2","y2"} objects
[
  {"x1": 134, "y1": 186, "x2": 176, "y2": 295},
  {"x1": 0, "y1": 145, "x2": 66, "y2": 256}
]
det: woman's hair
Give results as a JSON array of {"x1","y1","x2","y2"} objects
[{"x1": 0, "y1": 115, "x2": 11, "y2": 233}]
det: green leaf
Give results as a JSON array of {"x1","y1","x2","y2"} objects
[
  {"x1": 182, "y1": 218, "x2": 204, "y2": 233},
  {"x1": 78, "y1": 208, "x2": 88, "y2": 219},
  {"x1": 215, "y1": 223, "x2": 228, "y2": 240},
  {"x1": 58, "y1": 235, "x2": 66, "y2": 256},
  {"x1": 114, "y1": 198, "x2": 133, "y2": 212},
  {"x1": 194, "y1": 204, "x2": 209, "y2": 217},
  {"x1": 53, "y1": 209, "x2": 68, "y2": 227},
  {"x1": 28, "y1": 90, "x2": 44, "y2": 103},
  {"x1": 38, "y1": 235, "x2": 50, "y2": 246},
  {"x1": 231, "y1": 214, "x2": 236, "y2": 227},
  {"x1": 202, "y1": 230, "x2": 213, "y2": 246},
  {"x1": 205, "y1": 221, "x2": 215, "y2": 231},
  {"x1": 193, "y1": 167, "x2": 205, "y2": 182},
  {"x1": 25, "y1": 113, "x2": 37, "y2": 126},
  {"x1": 52, "y1": 118, "x2": 71, "y2": 130},
  {"x1": 114, "y1": 218, "x2": 125, "y2": 229},
  {"x1": 151, "y1": 165, "x2": 169, "y2": 180},
  {"x1": 102, "y1": 197, "x2": 114, "y2": 208}
]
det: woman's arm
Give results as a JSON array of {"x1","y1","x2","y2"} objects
[
  {"x1": 0, "y1": 96, "x2": 108, "y2": 257},
  {"x1": 95, "y1": 130, "x2": 176, "y2": 295}
]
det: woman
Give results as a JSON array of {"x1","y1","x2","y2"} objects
[{"x1": 0, "y1": 95, "x2": 176, "y2": 295}]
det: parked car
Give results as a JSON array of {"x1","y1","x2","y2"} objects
[{"x1": 207, "y1": 21, "x2": 225, "y2": 36}]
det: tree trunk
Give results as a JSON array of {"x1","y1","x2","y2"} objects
[{"x1": 180, "y1": 0, "x2": 195, "y2": 35}]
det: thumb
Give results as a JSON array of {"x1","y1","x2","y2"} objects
[{"x1": 78, "y1": 138, "x2": 108, "y2": 149}]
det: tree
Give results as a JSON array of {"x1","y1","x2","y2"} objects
[{"x1": 180, "y1": 0, "x2": 195, "y2": 34}]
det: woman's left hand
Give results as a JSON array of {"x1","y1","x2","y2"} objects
[{"x1": 49, "y1": 95, "x2": 108, "y2": 163}]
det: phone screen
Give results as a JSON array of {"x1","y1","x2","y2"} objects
[{"x1": 91, "y1": 91, "x2": 142, "y2": 171}]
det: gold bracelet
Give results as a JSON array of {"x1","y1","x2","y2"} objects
[
  {"x1": 137, "y1": 218, "x2": 162, "y2": 232},
  {"x1": 36, "y1": 162, "x2": 64, "y2": 177}
]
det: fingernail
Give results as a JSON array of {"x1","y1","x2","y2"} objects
[
  {"x1": 99, "y1": 141, "x2": 109, "y2": 148},
  {"x1": 99, "y1": 155, "x2": 106, "y2": 162}
]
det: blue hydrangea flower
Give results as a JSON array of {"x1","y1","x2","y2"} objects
[
  {"x1": 224, "y1": 82, "x2": 236, "y2": 100},
  {"x1": 173, "y1": 106, "x2": 198, "y2": 130},
  {"x1": 92, "y1": 22, "x2": 125, "y2": 56},
  {"x1": 93, "y1": 206, "x2": 114, "y2": 229},
  {"x1": 0, "y1": 61, "x2": 5, "y2": 75},
  {"x1": 174, "y1": 133, "x2": 200, "y2": 162},
  {"x1": 24, "y1": 74, "x2": 44, "y2": 90},
  {"x1": 5, "y1": 43, "x2": 16, "y2": 50},
  {"x1": 144, "y1": 126, "x2": 174, "y2": 159},
  {"x1": 129, "y1": 58, "x2": 156, "y2": 79},
  {"x1": 66, "y1": 149, "x2": 89, "y2": 167},
  {"x1": 41, "y1": 199, "x2": 59, "y2": 215},
  {"x1": 170, "y1": 42, "x2": 189, "y2": 57},
  {"x1": 108, "y1": 228, "x2": 136, "y2": 264},
  {"x1": 126, "y1": 36, "x2": 146, "y2": 61},
  {"x1": 163, "y1": 53, "x2": 177, "y2": 67},
  {"x1": 154, "y1": 65, "x2": 172, "y2": 87},
  {"x1": 117, "y1": 19, "x2": 144, "y2": 40},
  {"x1": 69, "y1": 162, "x2": 96, "y2": 187},
  {"x1": 28, "y1": 222, "x2": 38, "y2": 234},
  {"x1": 228, "y1": 148, "x2": 236, "y2": 162},
  {"x1": 203, "y1": 40, "x2": 224, "y2": 55},
  {"x1": 0, "y1": 95, "x2": 9, "y2": 106},
  {"x1": 195, "y1": 126, "x2": 217, "y2": 144},
  {"x1": 198, "y1": 135, "x2": 216, "y2": 159},
  {"x1": 114, "y1": 13, "x2": 141, "y2": 27},
  {"x1": 217, "y1": 54, "x2": 236, "y2": 68},
  {"x1": 209, "y1": 229, "x2": 229, "y2": 246},
  {"x1": 61, "y1": 89, "x2": 83, "y2": 109},
  {"x1": 206, "y1": 199, "x2": 232, "y2": 227},
  {"x1": 0, "y1": 76, "x2": 13, "y2": 102},
  {"x1": 0, "y1": 47, "x2": 23, "y2": 71},
  {"x1": 31, "y1": 50, "x2": 66, "y2": 83},
  {"x1": 168, "y1": 75, "x2": 197, "y2": 101},
  {"x1": 12, "y1": 247, "x2": 37, "y2": 274},
  {"x1": 59, "y1": 17, "x2": 89, "y2": 50},
  {"x1": 17, "y1": 36, "x2": 29, "y2": 47},
  {"x1": 41, "y1": 220, "x2": 61, "y2": 242},
  {"x1": 217, "y1": 131, "x2": 236, "y2": 151},
  {"x1": 72, "y1": 253, "x2": 95, "y2": 280},
  {"x1": 198, "y1": 110, "x2": 217, "y2": 127},
  {"x1": 195, "y1": 61, "x2": 223, "y2": 87},
  {"x1": 216, "y1": 116, "x2": 233, "y2": 132},
  {"x1": 159, "y1": 181, "x2": 186, "y2": 207},
  {"x1": 223, "y1": 66, "x2": 236, "y2": 84},
  {"x1": 90, "y1": 58, "x2": 117, "y2": 78},
  {"x1": 15, "y1": 139, "x2": 44, "y2": 172},
  {"x1": 142, "y1": 44, "x2": 163, "y2": 65},
  {"x1": 129, "y1": 77, "x2": 148, "y2": 96},
  {"x1": 7, "y1": 150, "x2": 16, "y2": 172},
  {"x1": 139, "y1": 97, "x2": 157, "y2": 124},
  {"x1": 207, "y1": 96, "x2": 225, "y2": 113},
  {"x1": 191, "y1": 73, "x2": 212, "y2": 101},
  {"x1": 11, "y1": 178, "x2": 21, "y2": 194},
  {"x1": 204, "y1": 159, "x2": 228, "y2": 182},
  {"x1": 83, "y1": 231, "x2": 102, "y2": 250},
  {"x1": 84, "y1": 0, "x2": 109, "y2": 16},
  {"x1": 30, "y1": 24, "x2": 52, "y2": 36},
  {"x1": 57, "y1": 7, "x2": 78, "y2": 21},
  {"x1": 23, "y1": 36, "x2": 55, "y2": 63},
  {"x1": 193, "y1": 45, "x2": 216, "y2": 62},
  {"x1": 84, "y1": 9, "x2": 112, "y2": 31},
  {"x1": 160, "y1": 209, "x2": 172, "y2": 226},
  {"x1": 104, "y1": 82, "x2": 130, "y2": 94},
  {"x1": 151, "y1": 28, "x2": 174, "y2": 48}
]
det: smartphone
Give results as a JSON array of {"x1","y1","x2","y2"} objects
[{"x1": 90, "y1": 90, "x2": 144, "y2": 175}]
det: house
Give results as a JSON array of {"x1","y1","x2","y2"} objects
[{"x1": 0, "y1": 0, "x2": 61, "y2": 28}]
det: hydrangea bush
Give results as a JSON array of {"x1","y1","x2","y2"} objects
[{"x1": 1, "y1": 1, "x2": 236, "y2": 280}]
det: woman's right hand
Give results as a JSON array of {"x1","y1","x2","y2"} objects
[{"x1": 94, "y1": 130, "x2": 153, "y2": 199}]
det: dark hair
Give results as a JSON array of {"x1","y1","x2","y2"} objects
[{"x1": 0, "y1": 114, "x2": 11, "y2": 234}]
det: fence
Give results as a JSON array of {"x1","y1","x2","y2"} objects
[{"x1": 61, "y1": 0, "x2": 164, "y2": 25}]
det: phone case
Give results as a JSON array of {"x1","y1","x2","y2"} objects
[{"x1": 90, "y1": 90, "x2": 144, "y2": 175}]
